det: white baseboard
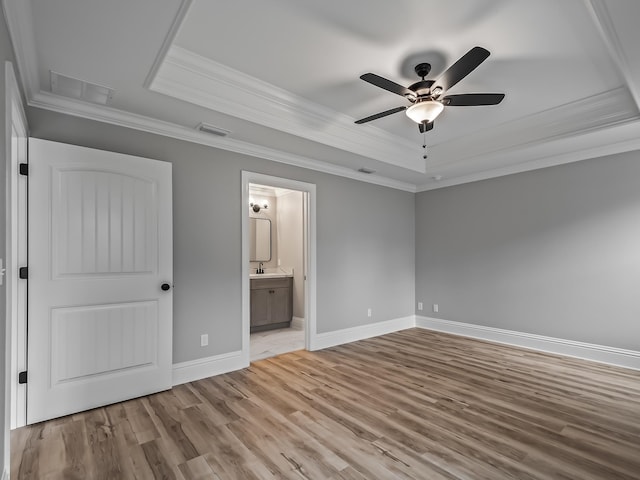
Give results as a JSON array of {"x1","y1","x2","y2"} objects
[
  {"x1": 171, "y1": 315, "x2": 640, "y2": 386},
  {"x1": 415, "y1": 316, "x2": 640, "y2": 371},
  {"x1": 172, "y1": 350, "x2": 247, "y2": 386},
  {"x1": 311, "y1": 315, "x2": 415, "y2": 351},
  {"x1": 291, "y1": 316, "x2": 304, "y2": 330}
]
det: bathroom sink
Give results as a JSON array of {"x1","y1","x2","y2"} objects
[{"x1": 249, "y1": 269, "x2": 292, "y2": 279}]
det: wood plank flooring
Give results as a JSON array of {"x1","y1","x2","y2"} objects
[{"x1": 11, "y1": 328, "x2": 640, "y2": 479}]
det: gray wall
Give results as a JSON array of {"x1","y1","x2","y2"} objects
[
  {"x1": 27, "y1": 108, "x2": 416, "y2": 359},
  {"x1": 415, "y1": 151, "x2": 640, "y2": 351}
]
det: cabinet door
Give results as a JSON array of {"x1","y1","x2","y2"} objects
[
  {"x1": 250, "y1": 288, "x2": 271, "y2": 327},
  {"x1": 270, "y1": 287, "x2": 292, "y2": 324}
]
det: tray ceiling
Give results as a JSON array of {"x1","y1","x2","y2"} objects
[{"x1": 4, "y1": 0, "x2": 640, "y2": 191}]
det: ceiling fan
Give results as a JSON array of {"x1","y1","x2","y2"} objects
[{"x1": 355, "y1": 46, "x2": 505, "y2": 133}]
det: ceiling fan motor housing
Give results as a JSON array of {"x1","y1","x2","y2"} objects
[{"x1": 408, "y1": 80, "x2": 435, "y2": 97}]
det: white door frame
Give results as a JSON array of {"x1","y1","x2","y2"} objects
[
  {"x1": 4, "y1": 60, "x2": 28, "y2": 444},
  {"x1": 241, "y1": 171, "x2": 317, "y2": 364}
]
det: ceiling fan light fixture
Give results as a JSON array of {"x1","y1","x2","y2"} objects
[{"x1": 405, "y1": 100, "x2": 444, "y2": 124}]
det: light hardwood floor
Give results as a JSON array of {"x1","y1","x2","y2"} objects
[{"x1": 11, "y1": 329, "x2": 640, "y2": 479}]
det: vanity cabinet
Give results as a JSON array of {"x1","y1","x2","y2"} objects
[{"x1": 250, "y1": 277, "x2": 293, "y2": 332}]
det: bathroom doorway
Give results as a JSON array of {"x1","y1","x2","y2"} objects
[{"x1": 241, "y1": 172, "x2": 316, "y2": 364}]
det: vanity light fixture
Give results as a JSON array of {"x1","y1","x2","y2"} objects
[{"x1": 249, "y1": 199, "x2": 268, "y2": 213}]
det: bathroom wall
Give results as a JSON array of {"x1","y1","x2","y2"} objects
[{"x1": 277, "y1": 191, "x2": 305, "y2": 319}]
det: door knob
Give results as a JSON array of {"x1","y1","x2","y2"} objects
[{"x1": 161, "y1": 283, "x2": 171, "y2": 291}]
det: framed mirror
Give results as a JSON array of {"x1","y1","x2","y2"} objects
[{"x1": 249, "y1": 217, "x2": 271, "y2": 261}]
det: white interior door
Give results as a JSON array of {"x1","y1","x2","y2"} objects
[{"x1": 27, "y1": 138, "x2": 173, "y2": 424}]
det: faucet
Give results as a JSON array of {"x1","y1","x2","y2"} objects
[{"x1": 257, "y1": 262, "x2": 264, "y2": 274}]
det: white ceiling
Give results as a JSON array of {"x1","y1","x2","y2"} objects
[{"x1": 4, "y1": 0, "x2": 640, "y2": 191}]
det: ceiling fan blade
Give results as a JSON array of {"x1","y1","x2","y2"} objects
[
  {"x1": 418, "y1": 121, "x2": 434, "y2": 133},
  {"x1": 360, "y1": 73, "x2": 416, "y2": 99},
  {"x1": 442, "y1": 93, "x2": 505, "y2": 106},
  {"x1": 435, "y1": 46, "x2": 491, "y2": 92},
  {"x1": 354, "y1": 106, "x2": 407, "y2": 124}
]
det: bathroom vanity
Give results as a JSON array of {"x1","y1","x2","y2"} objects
[{"x1": 250, "y1": 274, "x2": 293, "y2": 332}]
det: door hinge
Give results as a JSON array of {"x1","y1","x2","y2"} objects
[
  {"x1": 19, "y1": 163, "x2": 28, "y2": 176},
  {"x1": 19, "y1": 267, "x2": 28, "y2": 279},
  {"x1": 18, "y1": 371, "x2": 27, "y2": 384}
]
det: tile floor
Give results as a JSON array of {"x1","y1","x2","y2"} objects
[{"x1": 250, "y1": 325, "x2": 305, "y2": 361}]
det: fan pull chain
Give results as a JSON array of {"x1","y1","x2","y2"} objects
[{"x1": 422, "y1": 132, "x2": 427, "y2": 160}]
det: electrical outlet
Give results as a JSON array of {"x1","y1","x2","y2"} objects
[
  {"x1": 367, "y1": 308, "x2": 372, "y2": 317},
  {"x1": 433, "y1": 304, "x2": 439, "y2": 313},
  {"x1": 417, "y1": 302, "x2": 423, "y2": 311},
  {"x1": 200, "y1": 334, "x2": 209, "y2": 347}
]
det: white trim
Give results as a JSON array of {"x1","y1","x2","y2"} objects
[
  {"x1": 142, "y1": 0, "x2": 193, "y2": 89},
  {"x1": 2, "y1": 468, "x2": 7, "y2": 480},
  {"x1": 415, "y1": 316, "x2": 640, "y2": 371},
  {"x1": 586, "y1": 0, "x2": 640, "y2": 109},
  {"x1": 310, "y1": 316, "x2": 415, "y2": 351},
  {"x1": 172, "y1": 350, "x2": 246, "y2": 386},
  {"x1": 418, "y1": 120, "x2": 640, "y2": 191},
  {"x1": 5, "y1": 64, "x2": 28, "y2": 480},
  {"x1": 242, "y1": 172, "x2": 317, "y2": 365},
  {"x1": 150, "y1": 46, "x2": 423, "y2": 173},
  {"x1": 27, "y1": 91, "x2": 416, "y2": 193},
  {"x1": 427, "y1": 87, "x2": 638, "y2": 173},
  {"x1": 171, "y1": 315, "x2": 640, "y2": 385},
  {"x1": 1, "y1": 0, "x2": 38, "y2": 98},
  {"x1": 5, "y1": 0, "x2": 640, "y2": 194},
  {"x1": 291, "y1": 317, "x2": 305, "y2": 330},
  {"x1": 25, "y1": 86, "x2": 640, "y2": 196}
]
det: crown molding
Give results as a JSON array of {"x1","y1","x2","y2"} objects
[
  {"x1": 28, "y1": 91, "x2": 417, "y2": 192},
  {"x1": 417, "y1": 118, "x2": 640, "y2": 191},
  {"x1": 4, "y1": 0, "x2": 639, "y2": 195},
  {"x1": 429, "y1": 87, "x2": 639, "y2": 170},
  {"x1": 1, "y1": 0, "x2": 414, "y2": 192},
  {"x1": 586, "y1": 0, "x2": 640, "y2": 109},
  {"x1": 143, "y1": 0, "x2": 193, "y2": 89},
  {"x1": 149, "y1": 45, "x2": 424, "y2": 173},
  {"x1": 2, "y1": 0, "x2": 38, "y2": 97}
]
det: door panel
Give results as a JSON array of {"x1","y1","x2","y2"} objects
[
  {"x1": 53, "y1": 169, "x2": 157, "y2": 276},
  {"x1": 50, "y1": 301, "x2": 158, "y2": 385},
  {"x1": 28, "y1": 138, "x2": 173, "y2": 424}
]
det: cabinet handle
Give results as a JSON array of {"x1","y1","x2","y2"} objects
[{"x1": 269, "y1": 290, "x2": 274, "y2": 293}]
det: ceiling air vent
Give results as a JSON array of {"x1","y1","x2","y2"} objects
[
  {"x1": 50, "y1": 71, "x2": 114, "y2": 105},
  {"x1": 357, "y1": 167, "x2": 376, "y2": 174},
  {"x1": 197, "y1": 123, "x2": 231, "y2": 137}
]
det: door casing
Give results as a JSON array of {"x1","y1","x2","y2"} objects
[
  {"x1": 5, "y1": 61, "x2": 28, "y2": 438},
  {"x1": 241, "y1": 171, "x2": 318, "y2": 365}
]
